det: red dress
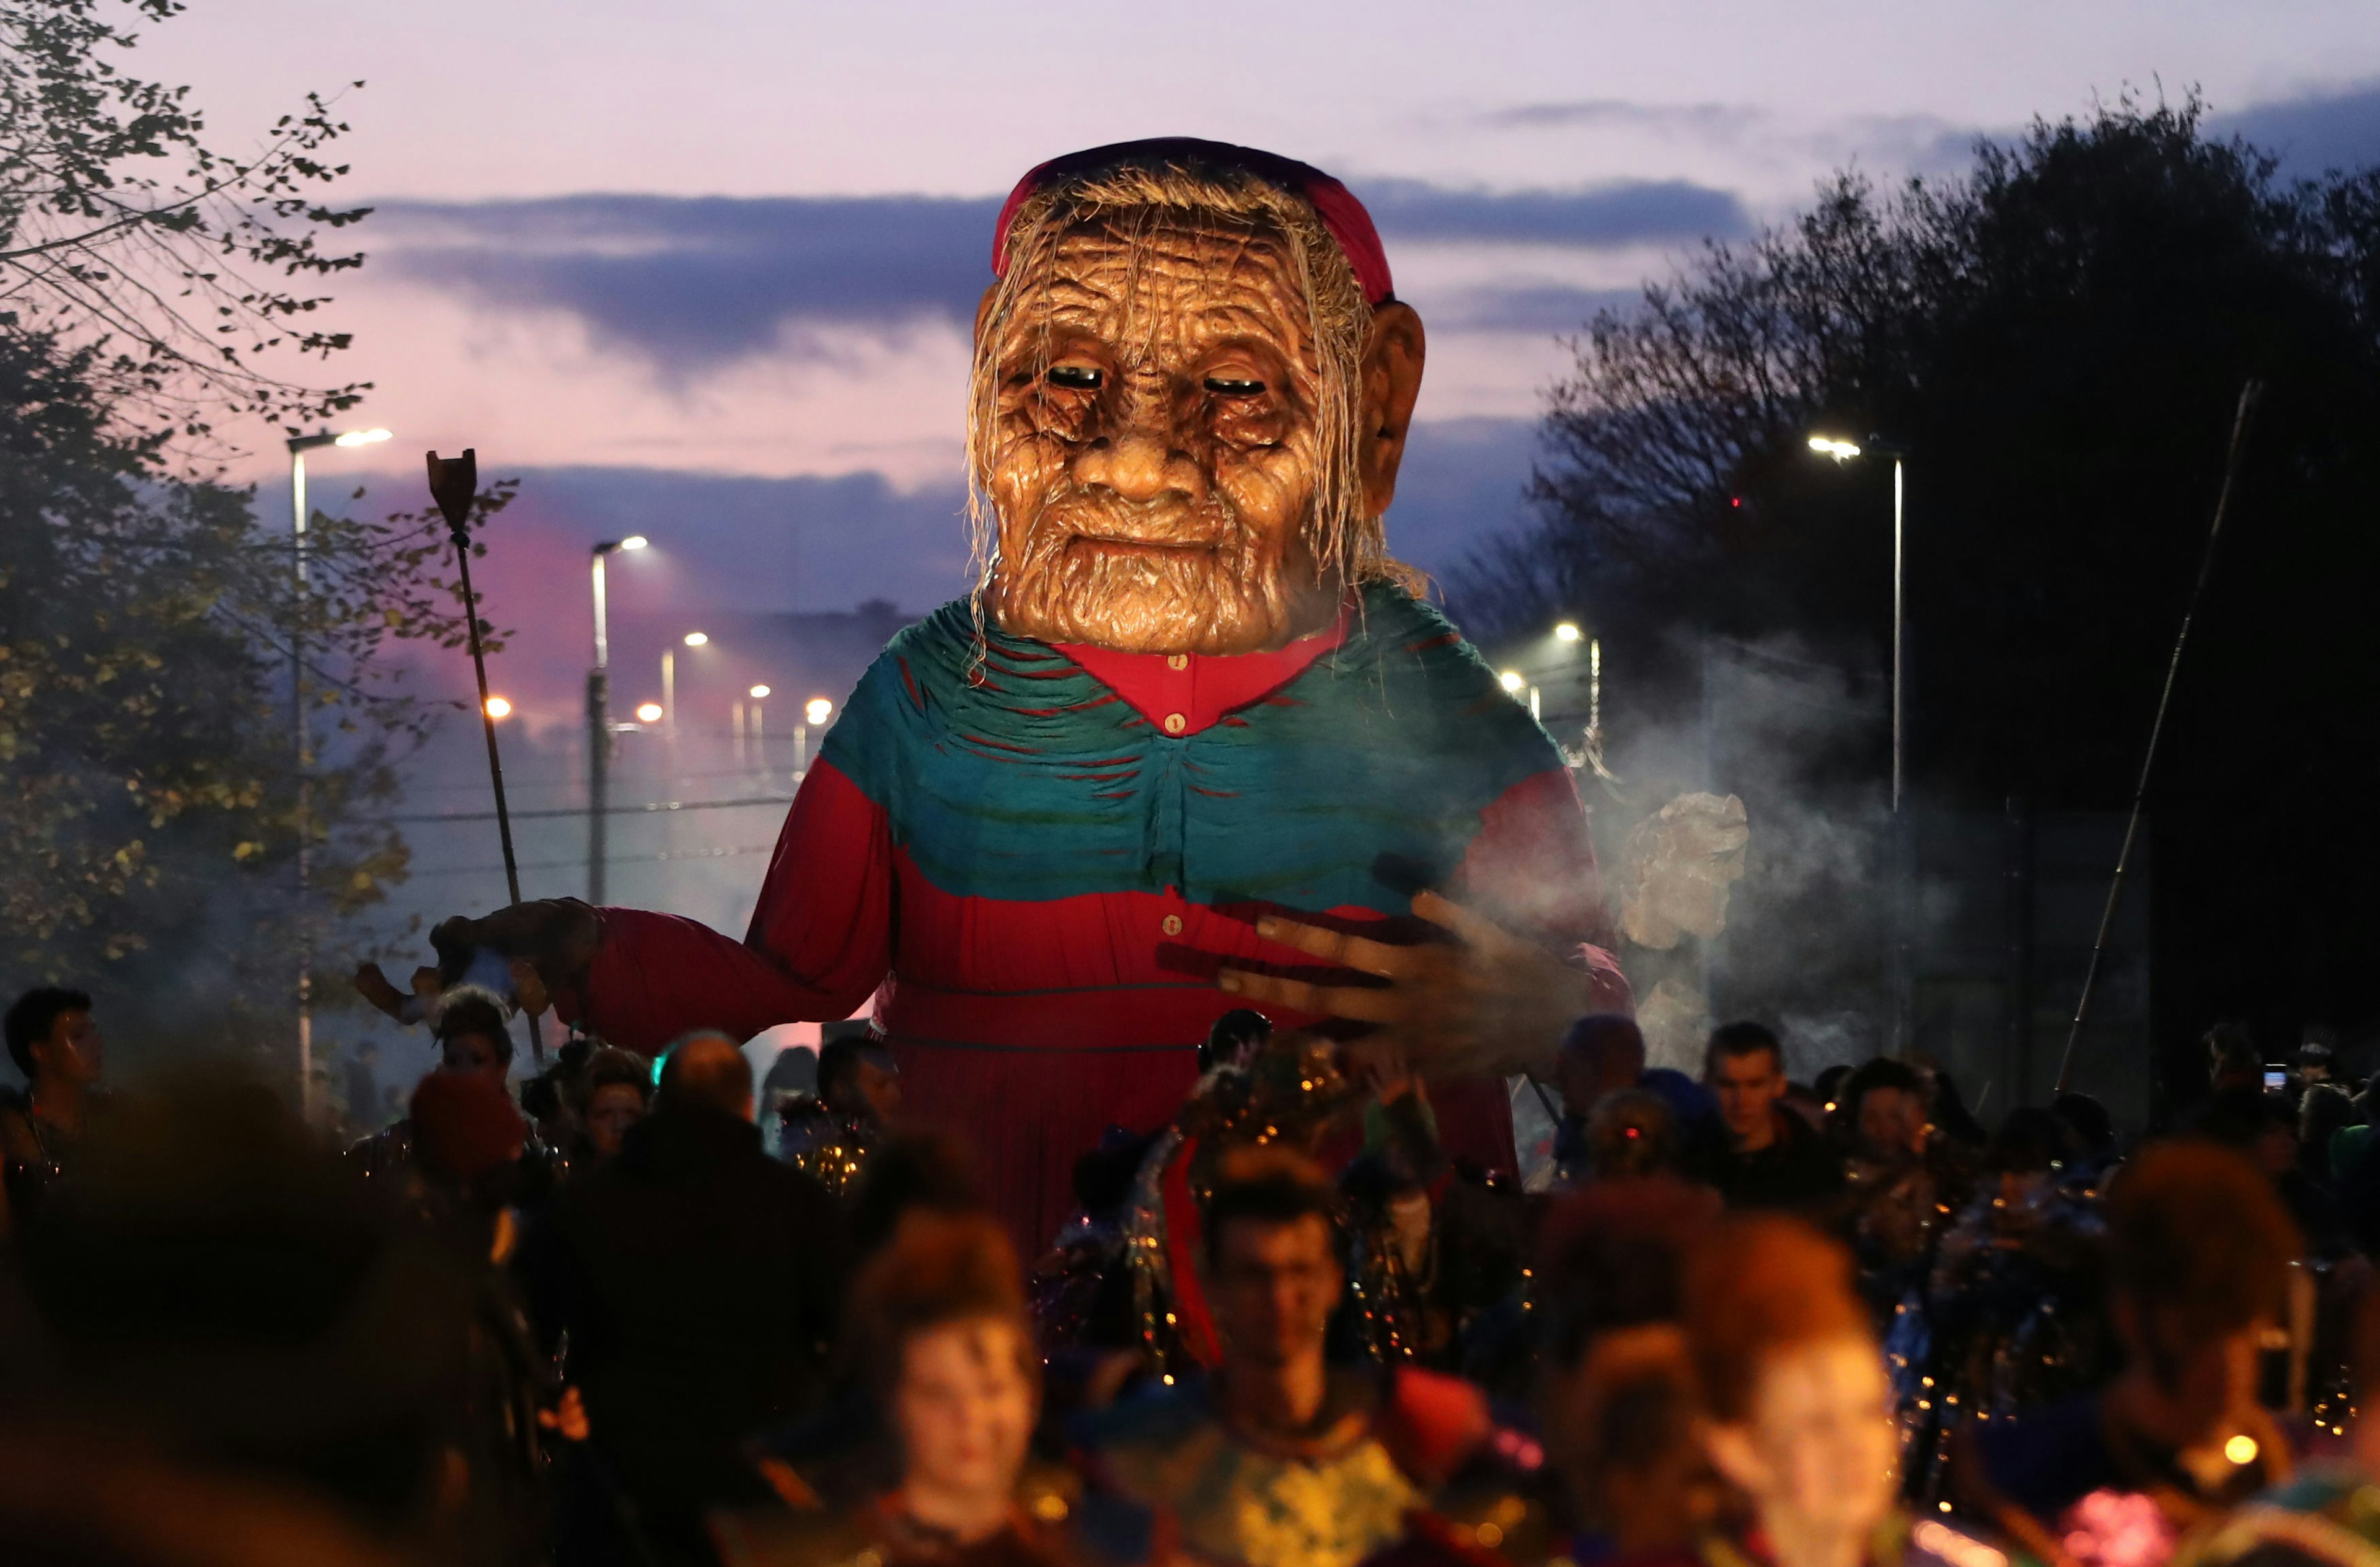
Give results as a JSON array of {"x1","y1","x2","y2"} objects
[{"x1": 558, "y1": 589, "x2": 1629, "y2": 1251}]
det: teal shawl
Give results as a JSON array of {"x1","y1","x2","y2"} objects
[{"x1": 818, "y1": 583, "x2": 1562, "y2": 917}]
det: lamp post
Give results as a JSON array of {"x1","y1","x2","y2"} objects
[
  {"x1": 1810, "y1": 431, "x2": 1913, "y2": 1050},
  {"x1": 284, "y1": 426, "x2": 389, "y2": 1120},
  {"x1": 747, "y1": 684, "x2": 771, "y2": 779},
  {"x1": 587, "y1": 534, "x2": 648, "y2": 903},
  {"x1": 796, "y1": 695, "x2": 833, "y2": 779},
  {"x1": 663, "y1": 630, "x2": 708, "y2": 736}
]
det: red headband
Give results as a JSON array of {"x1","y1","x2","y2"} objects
[{"x1": 991, "y1": 136, "x2": 1394, "y2": 307}]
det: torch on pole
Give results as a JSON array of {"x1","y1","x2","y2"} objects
[
  {"x1": 2052, "y1": 379, "x2": 2263, "y2": 1099},
  {"x1": 427, "y1": 449, "x2": 544, "y2": 1066}
]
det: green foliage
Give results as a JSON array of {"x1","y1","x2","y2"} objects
[
  {"x1": 0, "y1": 2, "x2": 513, "y2": 1059},
  {"x1": 1, "y1": 0, "x2": 370, "y2": 461}
]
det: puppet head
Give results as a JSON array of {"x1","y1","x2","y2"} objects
[{"x1": 971, "y1": 139, "x2": 1426, "y2": 655}]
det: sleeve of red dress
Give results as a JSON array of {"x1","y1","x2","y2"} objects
[
  {"x1": 1457, "y1": 765, "x2": 1634, "y2": 1017},
  {"x1": 564, "y1": 759, "x2": 895, "y2": 1054}
]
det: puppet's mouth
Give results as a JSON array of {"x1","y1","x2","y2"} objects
[{"x1": 1065, "y1": 533, "x2": 1219, "y2": 557}]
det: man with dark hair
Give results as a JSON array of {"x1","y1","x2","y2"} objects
[
  {"x1": 1954, "y1": 1141, "x2": 2298, "y2": 1558},
  {"x1": 1198, "y1": 1007, "x2": 1272, "y2": 1075},
  {"x1": 1078, "y1": 1150, "x2": 1498, "y2": 1567},
  {"x1": 527, "y1": 1027, "x2": 847, "y2": 1565},
  {"x1": 781, "y1": 1033, "x2": 901, "y2": 1197},
  {"x1": 1, "y1": 984, "x2": 103, "y2": 1232},
  {"x1": 1550, "y1": 1013, "x2": 1721, "y2": 1185},
  {"x1": 1703, "y1": 1022, "x2": 1842, "y2": 1212}
]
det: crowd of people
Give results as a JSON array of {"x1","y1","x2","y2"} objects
[{"x1": 2, "y1": 979, "x2": 2378, "y2": 1567}]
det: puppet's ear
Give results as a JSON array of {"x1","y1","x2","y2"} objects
[{"x1": 1357, "y1": 301, "x2": 1427, "y2": 518}]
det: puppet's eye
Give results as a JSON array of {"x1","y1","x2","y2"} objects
[
  {"x1": 1046, "y1": 364, "x2": 1103, "y2": 391},
  {"x1": 1204, "y1": 375, "x2": 1266, "y2": 396}
]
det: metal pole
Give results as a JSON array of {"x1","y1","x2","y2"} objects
[
  {"x1": 1891, "y1": 456, "x2": 1910, "y2": 1056},
  {"x1": 588, "y1": 550, "x2": 609, "y2": 906},
  {"x1": 661, "y1": 648, "x2": 675, "y2": 731},
  {"x1": 2054, "y1": 381, "x2": 2263, "y2": 1096},
  {"x1": 290, "y1": 446, "x2": 312, "y2": 1121}
]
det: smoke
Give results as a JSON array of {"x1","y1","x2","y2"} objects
[{"x1": 1579, "y1": 629, "x2": 1904, "y2": 1080}]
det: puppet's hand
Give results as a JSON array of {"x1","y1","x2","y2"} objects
[
  {"x1": 1214, "y1": 890, "x2": 1592, "y2": 1080},
  {"x1": 431, "y1": 900, "x2": 601, "y2": 1014}
]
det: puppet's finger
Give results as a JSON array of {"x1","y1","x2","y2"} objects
[
  {"x1": 1215, "y1": 966, "x2": 1404, "y2": 1023},
  {"x1": 1251, "y1": 914, "x2": 1416, "y2": 978}
]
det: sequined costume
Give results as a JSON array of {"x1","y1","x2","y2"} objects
[
  {"x1": 1073, "y1": 1366, "x2": 1493, "y2": 1567},
  {"x1": 778, "y1": 1097, "x2": 878, "y2": 1201}
]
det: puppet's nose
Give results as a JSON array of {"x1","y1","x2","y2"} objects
[{"x1": 1077, "y1": 429, "x2": 1206, "y2": 504}]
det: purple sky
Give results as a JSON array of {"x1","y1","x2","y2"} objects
[{"x1": 121, "y1": 2, "x2": 2380, "y2": 938}]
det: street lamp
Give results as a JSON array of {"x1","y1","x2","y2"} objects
[
  {"x1": 483, "y1": 695, "x2": 513, "y2": 720},
  {"x1": 283, "y1": 425, "x2": 391, "y2": 1123},
  {"x1": 635, "y1": 702, "x2": 664, "y2": 725},
  {"x1": 1554, "y1": 622, "x2": 1582, "y2": 643},
  {"x1": 796, "y1": 696, "x2": 834, "y2": 778},
  {"x1": 588, "y1": 535, "x2": 653, "y2": 903},
  {"x1": 664, "y1": 629, "x2": 710, "y2": 735},
  {"x1": 1810, "y1": 428, "x2": 1913, "y2": 1049}
]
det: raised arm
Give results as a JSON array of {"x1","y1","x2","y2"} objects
[{"x1": 442, "y1": 760, "x2": 896, "y2": 1056}]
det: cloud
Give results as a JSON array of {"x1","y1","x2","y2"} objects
[
  {"x1": 1358, "y1": 178, "x2": 1751, "y2": 247},
  {"x1": 1426, "y1": 284, "x2": 1643, "y2": 333},
  {"x1": 1479, "y1": 100, "x2": 1766, "y2": 138},
  {"x1": 2215, "y1": 79, "x2": 2380, "y2": 175},
  {"x1": 376, "y1": 194, "x2": 1001, "y2": 366},
  {"x1": 366, "y1": 180, "x2": 1744, "y2": 374}
]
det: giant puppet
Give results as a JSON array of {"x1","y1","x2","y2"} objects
[{"x1": 444, "y1": 140, "x2": 1631, "y2": 1247}]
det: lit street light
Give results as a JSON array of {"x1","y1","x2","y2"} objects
[
  {"x1": 682, "y1": 631, "x2": 708, "y2": 647},
  {"x1": 1497, "y1": 669, "x2": 1524, "y2": 692},
  {"x1": 1810, "y1": 427, "x2": 1913, "y2": 1051},
  {"x1": 796, "y1": 696, "x2": 834, "y2": 778},
  {"x1": 483, "y1": 695, "x2": 513, "y2": 720},
  {"x1": 1554, "y1": 622, "x2": 1582, "y2": 643},
  {"x1": 635, "y1": 702, "x2": 664, "y2": 724},
  {"x1": 663, "y1": 630, "x2": 710, "y2": 733},
  {"x1": 588, "y1": 536, "x2": 654, "y2": 903},
  {"x1": 284, "y1": 425, "x2": 392, "y2": 1124}
]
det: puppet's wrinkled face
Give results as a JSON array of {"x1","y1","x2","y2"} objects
[{"x1": 981, "y1": 212, "x2": 1342, "y2": 655}]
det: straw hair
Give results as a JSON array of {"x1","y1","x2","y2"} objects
[{"x1": 967, "y1": 152, "x2": 1419, "y2": 630}]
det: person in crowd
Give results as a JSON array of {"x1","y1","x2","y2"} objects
[
  {"x1": 782, "y1": 1036, "x2": 904, "y2": 1198},
  {"x1": 1340, "y1": 1061, "x2": 1527, "y2": 1369},
  {"x1": 576, "y1": 1045, "x2": 654, "y2": 1168},
  {"x1": 1704, "y1": 1022, "x2": 1844, "y2": 1212},
  {"x1": 526, "y1": 1030, "x2": 850, "y2": 1566},
  {"x1": 2174, "y1": 1280, "x2": 2380, "y2": 1567},
  {"x1": 1527, "y1": 1177, "x2": 1722, "y2": 1565},
  {"x1": 349, "y1": 986, "x2": 520, "y2": 1185},
  {"x1": 720, "y1": 1210, "x2": 1158, "y2": 1567},
  {"x1": 1551, "y1": 1015, "x2": 1720, "y2": 1185},
  {"x1": 1582, "y1": 1089, "x2": 1684, "y2": 1183},
  {"x1": 1, "y1": 984, "x2": 104, "y2": 1232},
  {"x1": 1841, "y1": 1057, "x2": 1974, "y2": 1285},
  {"x1": 1951, "y1": 1140, "x2": 2296, "y2": 1566},
  {"x1": 1683, "y1": 1214, "x2": 1905, "y2": 1567},
  {"x1": 2296, "y1": 1083, "x2": 2356, "y2": 1185},
  {"x1": 2206, "y1": 1023, "x2": 2265, "y2": 1100},
  {"x1": 1199, "y1": 1009, "x2": 1274, "y2": 1075},
  {"x1": 1075, "y1": 1149, "x2": 1497, "y2": 1567},
  {"x1": 2298, "y1": 1035, "x2": 2337, "y2": 1089},
  {"x1": 2052, "y1": 1092, "x2": 2119, "y2": 1174},
  {"x1": 1909, "y1": 1106, "x2": 2110, "y2": 1499},
  {"x1": 2, "y1": 1066, "x2": 558, "y2": 1565},
  {"x1": 2199, "y1": 1092, "x2": 2351, "y2": 1258}
]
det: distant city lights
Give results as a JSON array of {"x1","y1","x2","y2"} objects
[{"x1": 804, "y1": 697, "x2": 834, "y2": 725}]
